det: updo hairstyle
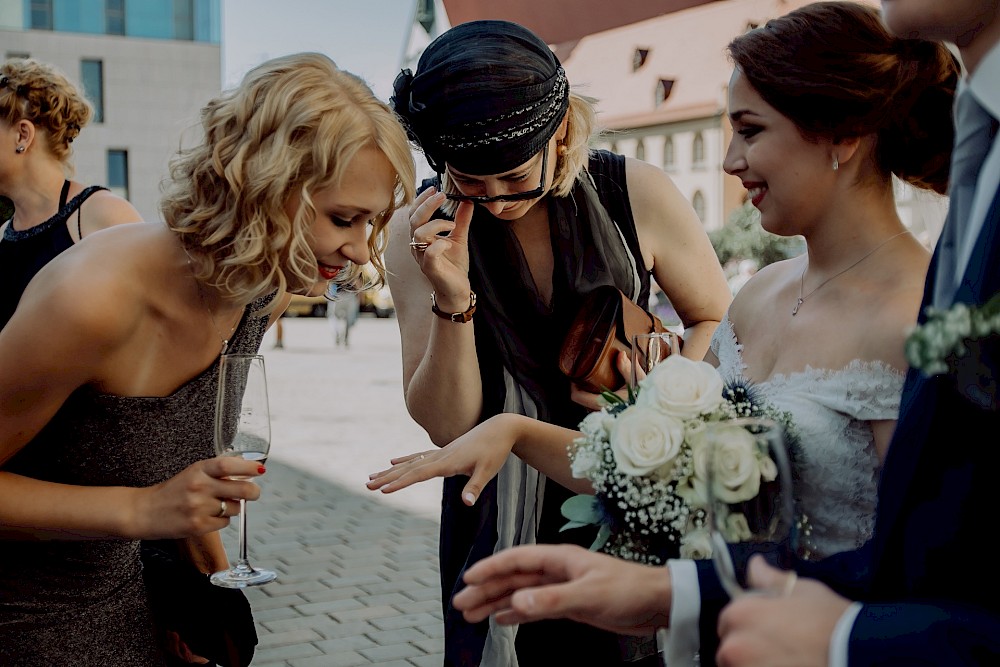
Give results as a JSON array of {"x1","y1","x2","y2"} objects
[
  {"x1": 727, "y1": 1, "x2": 958, "y2": 195},
  {"x1": 0, "y1": 58, "x2": 92, "y2": 170}
]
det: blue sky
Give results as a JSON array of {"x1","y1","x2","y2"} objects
[{"x1": 221, "y1": 0, "x2": 416, "y2": 102}]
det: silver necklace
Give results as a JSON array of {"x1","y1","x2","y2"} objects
[
  {"x1": 181, "y1": 245, "x2": 239, "y2": 354},
  {"x1": 792, "y1": 230, "x2": 909, "y2": 316}
]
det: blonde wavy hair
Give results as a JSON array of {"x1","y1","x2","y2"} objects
[
  {"x1": 0, "y1": 58, "x2": 92, "y2": 173},
  {"x1": 161, "y1": 52, "x2": 415, "y2": 311},
  {"x1": 551, "y1": 91, "x2": 598, "y2": 197}
]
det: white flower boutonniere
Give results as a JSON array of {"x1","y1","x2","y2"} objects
[{"x1": 905, "y1": 293, "x2": 999, "y2": 410}]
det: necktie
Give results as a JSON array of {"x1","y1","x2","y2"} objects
[{"x1": 933, "y1": 89, "x2": 999, "y2": 307}]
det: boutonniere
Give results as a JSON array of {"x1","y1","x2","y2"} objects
[{"x1": 905, "y1": 293, "x2": 1000, "y2": 410}]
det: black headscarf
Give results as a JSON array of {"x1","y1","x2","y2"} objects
[{"x1": 391, "y1": 20, "x2": 570, "y2": 175}]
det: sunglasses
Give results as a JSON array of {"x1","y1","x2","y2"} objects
[{"x1": 442, "y1": 143, "x2": 549, "y2": 204}]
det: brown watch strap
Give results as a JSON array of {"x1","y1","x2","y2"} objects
[{"x1": 431, "y1": 291, "x2": 477, "y2": 323}]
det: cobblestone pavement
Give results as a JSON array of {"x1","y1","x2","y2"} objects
[{"x1": 218, "y1": 314, "x2": 446, "y2": 666}]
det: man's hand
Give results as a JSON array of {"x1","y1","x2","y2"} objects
[
  {"x1": 453, "y1": 543, "x2": 671, "y2": 636},
  {"x1": 716, "y1": 556, "x2": 852, "y2": 667}
]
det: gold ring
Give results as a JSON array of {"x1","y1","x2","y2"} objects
[
  {"x1": 409, "y1": 239, "x2": 430, "y2": 252},
  {"x1": 215, "y1": 500, "x2": 227, "y2": 518}
]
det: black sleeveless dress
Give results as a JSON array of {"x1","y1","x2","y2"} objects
[
  {"x1": 437, "y1": 151, "x2": 658, "y2": 666},
  {"x1": 0, "y1": 181, "x2": 108, "y2": 328}
]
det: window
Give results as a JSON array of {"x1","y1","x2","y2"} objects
[
  {"x1": 30, "y1": 0, "x2": 53, "y2": 30},
  {"x1": 81, "y1": 60, "x2": 105, "y2": 123},
  {"x1": 692, "y1": 190, "x2": 706, "y2": 223},
  {"x1": 692, "y1": 132, "x2": 705, "y2": 168},
  {"x1": 416, "y1": 0, "x2": 435, "y2": 33},
  {"x1": 635, "y1": 139, "x2": 646, "y2": 162},
  {"x1": 632, "y1": 47, "x2": 650, "y2": 71},
  {"x1": 106, "y1": 0, "x2": 125, "y2": 36},
  {"x1": 174, "y1": 0, "x2": 194, "y2": 40},
  {"x1": 663, "y1": 136, "x2": 675, "y2": 170},
  {"x1": 655, "y1": 78, "x2": 675, "y2": 106},
  {"x1": 107, "y1": 150, "x2": 129, "y2": 200}
]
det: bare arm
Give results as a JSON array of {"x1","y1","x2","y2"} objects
[
  {"x1": 0, "y1": 263, "x2": 261, "y2": 540},
  {"x1": 368, "y1": 413, "x2": 592, "y2": 501},
  {"x1": 385, "y1": 189, "x2": 484, "y2": 445},
  {"x1": 77, "y1": 188, "x2": 144, "y2": 238},
  {"x1": 626, "y1": 158, "x2": 731, "y2": 361}
]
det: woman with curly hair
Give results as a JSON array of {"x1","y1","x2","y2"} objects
[
  {"x1": 0, "y1": 57, "x2": 142, "y2": 327},
  {"x1": 0, "y1": 52, "x2": 414, "y2": 665}
]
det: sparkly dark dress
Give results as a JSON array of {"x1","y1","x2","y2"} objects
[{"x1": 0, "y1": 294, "x2": 271, "y2": 666}]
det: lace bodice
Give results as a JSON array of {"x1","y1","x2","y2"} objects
[{"x1": 711, "y1": 314, "x2": 904, "y2": 558}]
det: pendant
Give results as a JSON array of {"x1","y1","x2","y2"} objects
[{"x1": 792, "y1": 298, "x2": 803, "y2": 316}]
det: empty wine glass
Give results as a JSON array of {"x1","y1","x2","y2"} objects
[
  {"x1": 630, "y1": 331, "x2": 682, "y2": 392},
  {"x1": 702, "y1": 417, "x2": 795, "y2": 599},
  {"x1": 210, "y1": 353, "x2": 277, "y2": 588}
]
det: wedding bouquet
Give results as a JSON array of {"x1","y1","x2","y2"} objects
[{"x1": 560, "y1": 355, "x2": 798, "y2": 565}]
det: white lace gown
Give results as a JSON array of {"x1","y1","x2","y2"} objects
[{"x1": 711, "y1": 314, "x2": 905, "y2": 558}]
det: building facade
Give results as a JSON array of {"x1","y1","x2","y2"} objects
[
  {"x1": 558, "y1": 0, "x2": 948, "y2": 242},
  {"x1": 0, "y1": 0, "x2": 222, "y2": 223}
]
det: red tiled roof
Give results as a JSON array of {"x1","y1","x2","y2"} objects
[{"x1": 441, "y1": 0, "x2": 723, "y2": 45}]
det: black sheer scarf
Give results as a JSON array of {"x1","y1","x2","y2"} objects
[{"x1": 468, "y1": 162, "x2": 642, "y2": 426}]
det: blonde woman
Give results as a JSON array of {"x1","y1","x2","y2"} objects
[
  {"x1": 387, "y1": 19, "x2": 731, "y2": 667},
  {"x1": 0, "y1": 52, "x2": 414, "y2": 665},
  {"x1": 0, "y1": 57, "x2": 142, "y2": 327}
]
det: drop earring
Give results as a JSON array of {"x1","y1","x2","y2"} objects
[
  {"x1": 832, "y1": 155, "x2": 839, "y2": 171},
  {"x1": 15, "y1": 145, "x2": 25, "y2": 154}
]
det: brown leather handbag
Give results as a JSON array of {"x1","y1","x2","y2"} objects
[{"x1": 558, "y1": 285, "x2": 669, "y2": 394}]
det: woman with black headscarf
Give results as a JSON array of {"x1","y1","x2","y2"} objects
[{"x1": 385, "y1": 20, "x2": 730, "y2": 666}]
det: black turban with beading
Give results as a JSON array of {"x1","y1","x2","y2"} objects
[{"x1": 391, "y1": 20, "x2": 569, "y2": 176}]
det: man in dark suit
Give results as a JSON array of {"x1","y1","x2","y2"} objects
[{"x1": 449, "y1": 1, "x2": 1000, "y2": 665}]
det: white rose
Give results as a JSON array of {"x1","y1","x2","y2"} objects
[
  {"x1": 679, "y1": 528, "x2": 714, "y2": 560},
  {"x1": 707, "y1": 423, "x2": 762, "y2": 504},
  {"x1": 636, "y1": 355, "x2": 724, "y2": 419},
  {"x1": 609, "y1": 406, "x2": 685, "y2": 477},
  {"x1": 570, "y1": 444, "x2": 602, "y2": 479}
]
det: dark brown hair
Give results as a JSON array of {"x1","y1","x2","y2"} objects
[{"x1": 727, "y1": 1, "x2": 958, "y2": 194}]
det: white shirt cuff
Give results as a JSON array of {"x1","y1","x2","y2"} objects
[
  {"x1": 664, "y1": 559, "x2": 701, "y2": 667},
  {"x1": 829, "y1": 602, "x2": 863, "y2": 667}
]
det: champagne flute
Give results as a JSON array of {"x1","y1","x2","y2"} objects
[
  {"x1": 210, "y1": 353, "x2": 277, "y2": 588},
  {"x1": 630, "y1": 331, "x2": 682, "y2": 392},
  {"x1": 702, "y1": 417, "x2": 795, "y2": 598}
]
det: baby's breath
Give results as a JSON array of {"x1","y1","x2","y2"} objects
[{"x1": 562, "y1": 363, "x2": 798, "y2": 565}]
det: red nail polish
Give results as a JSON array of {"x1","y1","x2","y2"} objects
[{"x1": 258, "y1": 465, "x2": 266, "y2": 474}]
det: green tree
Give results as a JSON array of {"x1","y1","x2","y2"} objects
[
  {"x1": 709, "y1": 201, "x2": 804, "y2": 270},
  {"x1": 0, "y1": 197, "x2": 12, "y2": 223}
]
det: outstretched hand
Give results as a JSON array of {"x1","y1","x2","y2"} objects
[
  {"x1": 715, "y1": 556, "x2": 851, "y2": 667},
  {"x1": 366, "y1": 414, "x2": 519, "y2": 505},
  {"x1": 452, "y1": 543, "x2": 672, "y2": 636}
]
